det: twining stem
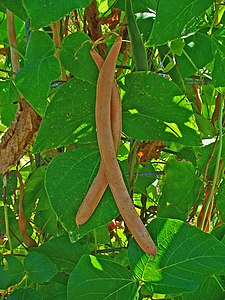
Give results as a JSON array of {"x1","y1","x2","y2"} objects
[
  {"x1": 199, "y1": 95, "x2": 223, "y2": 230},
  {"x1": 2, "y1": 174, "x2": 13, "y2": 253},
  {"x1": 6, "y1": 10, "x2": 20, "y2": 73}
]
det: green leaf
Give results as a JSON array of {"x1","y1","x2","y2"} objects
[
  {"x1": 45, "y1": 147, "x2": 119, "y2": 240},
  {"x1": 170, "y1": 38, "x2": 185, "y2": 56},
  {"x1": 60, "y1": 32, "x2": 98, "y2": 84},
  {"x1": 211, "y1": 29, "x2": 225, "y2": 87},
  {"x1": 158, "y1": 158, "x2": 201, "y2": 221},
  {"x1": 67, "y1": 255, "x2": 138, "y2": 300},
  {"x1": 182, "y1": 276, "x2": 225, "y2": 300},
  {"x1": 122, "y1": 72, "x2": 201, "y2": 146},
  {"x1": 176, "y1": 31, "x2": 214, "y2": 77},
  {"x1": 195, "y1": 114, "x2": 216, "y2": 139},
  {"x1": 15, "y1": 55, "x2": 61, "y2": 115},
  {"x1": 0, "y1": 255, "x2": 24, "y2": 289},
  {"x1": 23, "y1": 166, "x2": 48, "y2": 219},
  {"x1": 8, "y1": 287, "x2": 43, "y2": 300},
  {"x1": 149, "y1": 0, "x2": 213, "y2": 46},
  {"x1": 1, "y1": 0, "x2": 28, "y2": 20},
  {"x1": 26, "y1": 31, "x2": 56, "y2": 62},
  {"x1": 23, "y1": 0, "x2": 93, "y2": 29},
  {"x1": 33, "y1": 235, "x2": 90, "y2": 273},
  {"x1": 38, "y1": 282, "x2": 67, "y2": 300},
  {"x1": 24, "y1": 251, "x2": 58, "y2": 283},
  {"x1": 0, "y1": 81, "x2": 18, "y2": 127},
  {"x1": 33, "y1": 78, "x2": 96, "y2": 152},
  {"x1": 128, "y1": 218, "x2": 225, "y2": 295},
  {"x1": 115, "y1": 0, "x2": 157, "y2": 13}
]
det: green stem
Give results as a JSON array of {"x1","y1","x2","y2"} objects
[
  {"x1": 128, "y1": 140, "x2": 138, "y2": 196},
  {"x1": 125, "y1": 0, "x2": 148, "y2": 71},
  {"x1": 199, "y1": 95, "x2": 223, "y2": 230},
  {"x1": 2, "y1": 174, "x2": 13, "y2": 253},
  {"x1": 182, "y1": 49, "x2": 199, "y2": 72}
]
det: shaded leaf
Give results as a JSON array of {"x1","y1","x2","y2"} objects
[
  {"x1": 182, "y1": 276, "x2": 225, "y2": 300},
  {"x1": 26, "y1": 31, "x2": 56, "y2": 62},
  {"x1": 24, "y1": 252, "x2": 58, "y2": 283},
  {"x1": 128, "y1": 218, "x2": 225, "y2": 295},
  {"x1": 122, "y1": 72, "x2": 201, "y2": 146},
  {"x1": 60, "y1": 32, "x2": 98, "y2": 83},
  {"x1": 45, "y1": 148, "x2": 119, "y2": 241},
  {"x1": 158, "y1": 158, "x2": 202, "y2": 221},
  {"x1": 33, "y1": 235, "x2": 90, "y2": 273},
  {"x1": 23, "y1": 0, "x2": 93, "y2": 29},
  {"x1": 149, "y1": 0, "x2": 213, "y2": 46},
  {"x1": 67, "y1": 255, "x2": 138, "y2": 300},
  {"x1": 38, "y1": 282, "x2": 67, "y2": 300},
  {"x1": 115, "y1": 0, "x2": 157, "y2": 13},
  {"x1": 0, "y1": 81, "x2": 18, "y2": 127},
  {"x1": 176, "y1": 31, "x2": 214, "y2": 77},
  {"x1": 8, "y1": 287, "x2": 43, "y2": 300},
  {"x1": 15, "y1": 56, "x2": 61, "y2": 115},
  {"x1": 33, "y1": 78, "x2": 96, "y2": 152},
  {"x1": 1, "y1": 0, "x2": 27, "y2": 20},
  {"x1": 0, "y1": 255, "x2": 24, "y2": 289}
]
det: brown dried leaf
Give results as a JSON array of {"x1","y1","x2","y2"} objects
[
  {"x1": 0, "y1": 98, "x2": 41, "y2": 174},
  {"x1": 137, "y1": 140, "x2": 166, "y2": 163}
]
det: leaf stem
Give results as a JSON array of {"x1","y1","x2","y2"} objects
[{"x1": 199, "y1": 95, "x2": 223, "y2": 230}]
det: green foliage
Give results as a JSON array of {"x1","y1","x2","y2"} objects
[{"x1": 1, "y1": 1, "x2": 225, "y2": 299}]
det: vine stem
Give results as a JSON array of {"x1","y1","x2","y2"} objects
[
  {"x1": 6, "y1": 10, "x2": 20, "y2": 73},
  {"x1": 199, "y1": 95, "x2": 223, "y2": 230},
  {"x1": 2, "y1": 174, "x2": 13, "y2": 253}
]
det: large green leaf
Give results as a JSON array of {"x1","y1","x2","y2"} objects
[
  {"x1": 158, "y1": 158, "x2": 202, "y2": 221},
  {"x1": 23, "y1": 0, "x2": 93, "y2": 29},
  {"x1": 15, "y1": 56, "x2": 61, "y2": 115},
  {"x1": 33, "y1": 77, "x2": 96, "y2": 152},
  {"x1": 182, "y1": 276, "x2": 225, "y2": 300},
  {"x1": 212, "y1": 30, "x2": 225, "y2": 87},
  {"x1": 33, "y1": 235, "x2": 90, "y2": 273},
  {"x1": 60, "y1": 32, "x2": 98, "y2": 84},
  {"x1": 176, "y1": 31, "x2": 213, "y2": 77},
  {"x1": 128, "y1": 218, "x2": 225, "y2": 295},
  {"x1": 115, "y1": 0, "x2": 157, "y2": 12},
  {"x1": 45, "y1": 147, "x2": 119, "y2": 240},
  {"x1": 149, "y1": 0, "x2": 213, "y2": 46},
  {"x1": 24, "y1": 252, "x2": 58, "y2": 283},
  {"x1": 8, "y1": 288, "x2": 42, "y2": 300},
  {"x1": 1, "y1": 0, "x2": 27, "y2": 20},
  {"x1": 26, "y1": 31, "x2": 56, "y2": 62},
  {"x1": 0, "y1": 255, "x2": 24, "y2": 289},
  {"x1": 67, "y1": 255, "x2": 138, "y2": 300},
  {"x1": 122, "y1": 72, "x2": 201, "y2": 146}
]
